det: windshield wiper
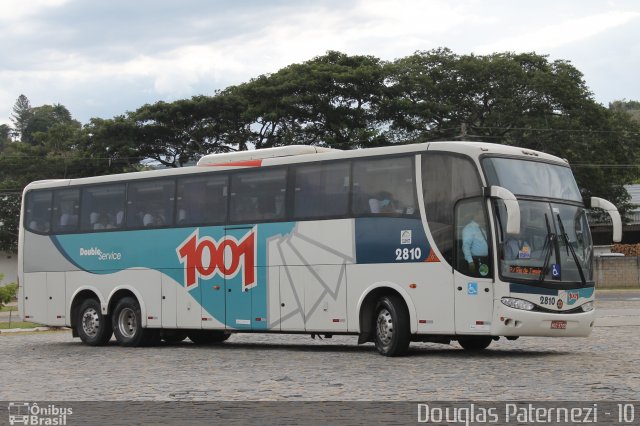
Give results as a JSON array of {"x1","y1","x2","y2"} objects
[
  {"x1": 556, "y1": 214, "x2": 586, "y2": 285},
  {"x1": 538, "y1": 213, "x2": 555, "y2": 284}
]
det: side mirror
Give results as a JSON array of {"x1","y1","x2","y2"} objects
[
  {"x1": 590, "y1": 197, "x2": 622, "y2": 243},
  {"x1": 487, "y1": 186, "x2": 520, "y2": 235}
]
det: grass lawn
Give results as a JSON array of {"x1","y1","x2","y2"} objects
[
  {"x1": 0, "y1": 305, "x2": 18, "y2": 312},
  {"x1": 0, "y1": 321, "x2": 43, "y2": 330}
]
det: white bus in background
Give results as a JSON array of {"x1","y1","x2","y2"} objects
[{"x1": 17, "y1": 141, "x2": 621, "y2": 356}]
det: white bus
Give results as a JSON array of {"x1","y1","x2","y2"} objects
[{"x1": 17, "y1": 142, "x2": 621, "y2": 356}]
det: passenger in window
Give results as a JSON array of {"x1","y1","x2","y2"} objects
[
  {"x1": 369, "y1": 192, "x2": 389, "y2": 213},
  {"x1": 142, "y1": 212, "x2": 155, "y2": 227},
  {"x1": 462, "y1": 209, "x2": 489, "y2": 275},
  {"x1": 115, "y1": 210, "x2": 124, "y2": 227},
  {"x1": 93, "y1": 213, "x2": 109, "y2": 230},
  {"x1": 89, "y1": 211, "x2": 100, "y2": 228},
  {"x1": 504, "y1": 237, "x2": 532, "y2": 260},
  {"x1": 369, "y1": 191, "x2": 400, "y2": 214}
]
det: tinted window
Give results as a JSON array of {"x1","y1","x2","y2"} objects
[
  {"x1": 293, "y1": 162, "x2": 350, "y2": 219},
  {"x1": 177, "y1": 174, "x2": 228, "y2": 225},
  {"x1": 25, "y1": 190, "x2": 52, "y2": 233},
  {"x1": 352, "y1": 156, "x2": 417, "y2": 216},
  {"x1": 52, "y1": 189, "x2": 80, "y2": 233},
  {"x1": 127, "y1": 179, "x2": 175, "y2": 228},
  {"x1": 230, "y1": 168, "x2": 287, "y2": 223},
  {"x1": 483, "y1": 157, "x2": 581, "y2": 201},
  {"x1": 81, "y1": 184, "x2": 126, "y2": 231},
  {"x1": 422, "y1": 153, "x2": 482, "y2": 265}
]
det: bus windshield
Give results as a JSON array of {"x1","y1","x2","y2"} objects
[
  {"x1": 483, "y1": 157, "x2": 582, "y2": 201},
  {"x1": 494, "y1": 200, "x2": 593, "y2": 285}
]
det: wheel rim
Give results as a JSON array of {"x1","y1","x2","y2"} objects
[
  {"x1": 81, "y1": 307, "x2": 100, "y2": 337},
  {"x1": 376, "y1": 308, "x2": 393, "y2": 346},
  {"x1": 117, "y1": 307, "x2": 137, "y2": 339}
]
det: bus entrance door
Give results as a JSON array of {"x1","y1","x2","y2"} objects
[
  {"x1": 453, "y1": 199, "x2": 494, "y2": 335},
  {"x1": 453, "y1": 271, "x2": 494, "y2": 335}
]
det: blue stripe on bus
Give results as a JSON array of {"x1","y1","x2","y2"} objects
[
  {"x1": 52, "y1": 222, "x2": 296, "y2": 329},
  {"x1": 354, "y1": 217, "x2": 430, "y2": 264}
]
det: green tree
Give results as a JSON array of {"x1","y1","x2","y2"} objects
[
  {"x1": 22, "y1": 104, "x2": 78, "y2": 145},
  {"x1": 230, "y1": 51, "x2": 386, "y2": 149},
  {"x1": 10, "y1": 94, "x2": 32, "y2": 142},
  {"x1": 382, "y1": 49, "x2": 640, "y2": 211},
  {"x1": 609, "y1": 100, "x2": 640, "y2": 124}
]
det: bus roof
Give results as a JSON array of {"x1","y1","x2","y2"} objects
[
  {"x1": 197, "y1": 145, "x2": 339, "y2": 167},
  {"x1": 22, "y1": 141, "x2": 568, "y2": 192}
]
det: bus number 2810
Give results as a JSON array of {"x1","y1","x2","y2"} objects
[{"x1": 395, "y1": 247, "x2": 422, "y2": 261}]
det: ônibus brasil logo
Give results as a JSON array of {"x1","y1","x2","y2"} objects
[{"x1": 177, "y1": 227, "x2": 256, "y2": 290}]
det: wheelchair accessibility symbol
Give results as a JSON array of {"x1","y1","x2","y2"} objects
[
  {"x1": 551, "y1": 264, "x2": 561, "y2": 280},
  {"x1": 467, "y1": 282, "x2": 478, "y2": 295}
]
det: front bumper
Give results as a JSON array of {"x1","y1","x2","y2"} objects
[{"x1": 492, "y1": 300, "x2": 596, "y2": 337}]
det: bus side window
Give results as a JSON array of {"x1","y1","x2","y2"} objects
[
  {"x1": 422, "y1": 153, "x2": 482, "y2": 266},
  {"x1": 293, "y1": 162, "x2": 350, "y2": 219},
  {"x1": 126, "y1": 179, "x2": 175, "y2": 229},
  {"x1": 51, "y1": 189, "x2": 80, "y2": 233},
  {"x1": 352, "y1": 156, "x2": 417, "y2": 217},
  {"x1": 176, "y1": 174, "x2": 228, "y2": 226},
  {"x1": 230, "y1": 168, "x2": 287, "y2": 223},
  {"x1": 80, "y1": 184, "x2": 126, "y2": 232},
  {"x1": 25, "y1": 190, "x2": 53, "y2": 234}
]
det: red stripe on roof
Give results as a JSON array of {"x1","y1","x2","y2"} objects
[{"x1": 202, "y1": 159, "x2": 263, "y2": 167}]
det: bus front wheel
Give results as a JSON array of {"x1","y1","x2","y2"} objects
[
  {"x1": 76, "y1": 298, "x2": 112, "y2": 346},
  {"x1": 374, "y1": 295, "x2": 410, "y2": 357}
]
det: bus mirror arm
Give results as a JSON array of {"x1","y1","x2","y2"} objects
[
  {"x1": 590, "y1": 197, "x2": 622, "y2": 243},
  {"x1": 487, "y1": 186, "x2": 520, "y2": 235}
]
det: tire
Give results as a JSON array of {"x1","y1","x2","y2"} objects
[
  {"x1": 458, "y1": 336, "x2": 492, "y2": 351},
  {"x1": 188, "y1": 330, "x2": 231, "y2": 345},
  {"x1": 76, "y1": 298, "x2": 112, "y2": 346},
  {"x1": 112, "y1": 296, "x2": 152, "y2": 347},
  {"x1": 374, "y1": 295, "x2": 410, "y2": 356},
  {"x1": 161, "y1": 330, "x2": 188, "y2": 344}
]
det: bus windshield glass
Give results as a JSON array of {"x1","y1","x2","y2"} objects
[
  {"x1": 483, "y1": 157, "x2": 582, "y2": 201},
  {"x1": 495, "y1": 200, "x2": 593, "y2": 285}
]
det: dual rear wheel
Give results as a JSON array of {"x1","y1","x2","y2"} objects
[{"x1": 76, "y1": 296, "x2": 231, "y2": 347}]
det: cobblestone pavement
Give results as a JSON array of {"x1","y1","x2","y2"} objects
[{"x1": 1, "y1": 293, "x2": 639, "y2": 402}]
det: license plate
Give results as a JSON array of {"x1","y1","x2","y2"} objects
[{"x1": 551, "y1": 320, "x2": 567, "y2": 330}]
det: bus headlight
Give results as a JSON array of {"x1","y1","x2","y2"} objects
[
  {"x1": 581, "y1": 301, "x2": 594, "y2": 312},
  {"x1": 501, "y1": 297, "x2": 534, "y2": 311}
]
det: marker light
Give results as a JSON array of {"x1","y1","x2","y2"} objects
[
  {"x1": 581, "y1": 301, "x2": 594, "y2": 312},
  {"x1": 501, "y1": 297, "x2": 534, "y2": 311}
]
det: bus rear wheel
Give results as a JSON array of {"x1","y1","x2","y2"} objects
[
  {"x1": 457, "y1": 336, "x2": 492, "y2": 351},
  {"x1": 112, "y1": 297, "x2": 156, "y2": 347},
  {"x1": 374, "y1": 295, "x2": 410, "y2": 357},
  {"x1": 76, "y1": 298, "x2": 112, "y2": 346}
]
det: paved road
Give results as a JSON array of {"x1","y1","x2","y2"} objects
[{"x1": 1, "y1": 292, "x2": 639, "y2": 402}]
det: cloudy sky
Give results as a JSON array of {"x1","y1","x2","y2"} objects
[{"x1": 2, "y1": 0, "x2": 639, "y2": 126}]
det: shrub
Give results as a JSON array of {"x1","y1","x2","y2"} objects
[{"x1": 0, "y1": 282, "x2": 17, "y2": 308}]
